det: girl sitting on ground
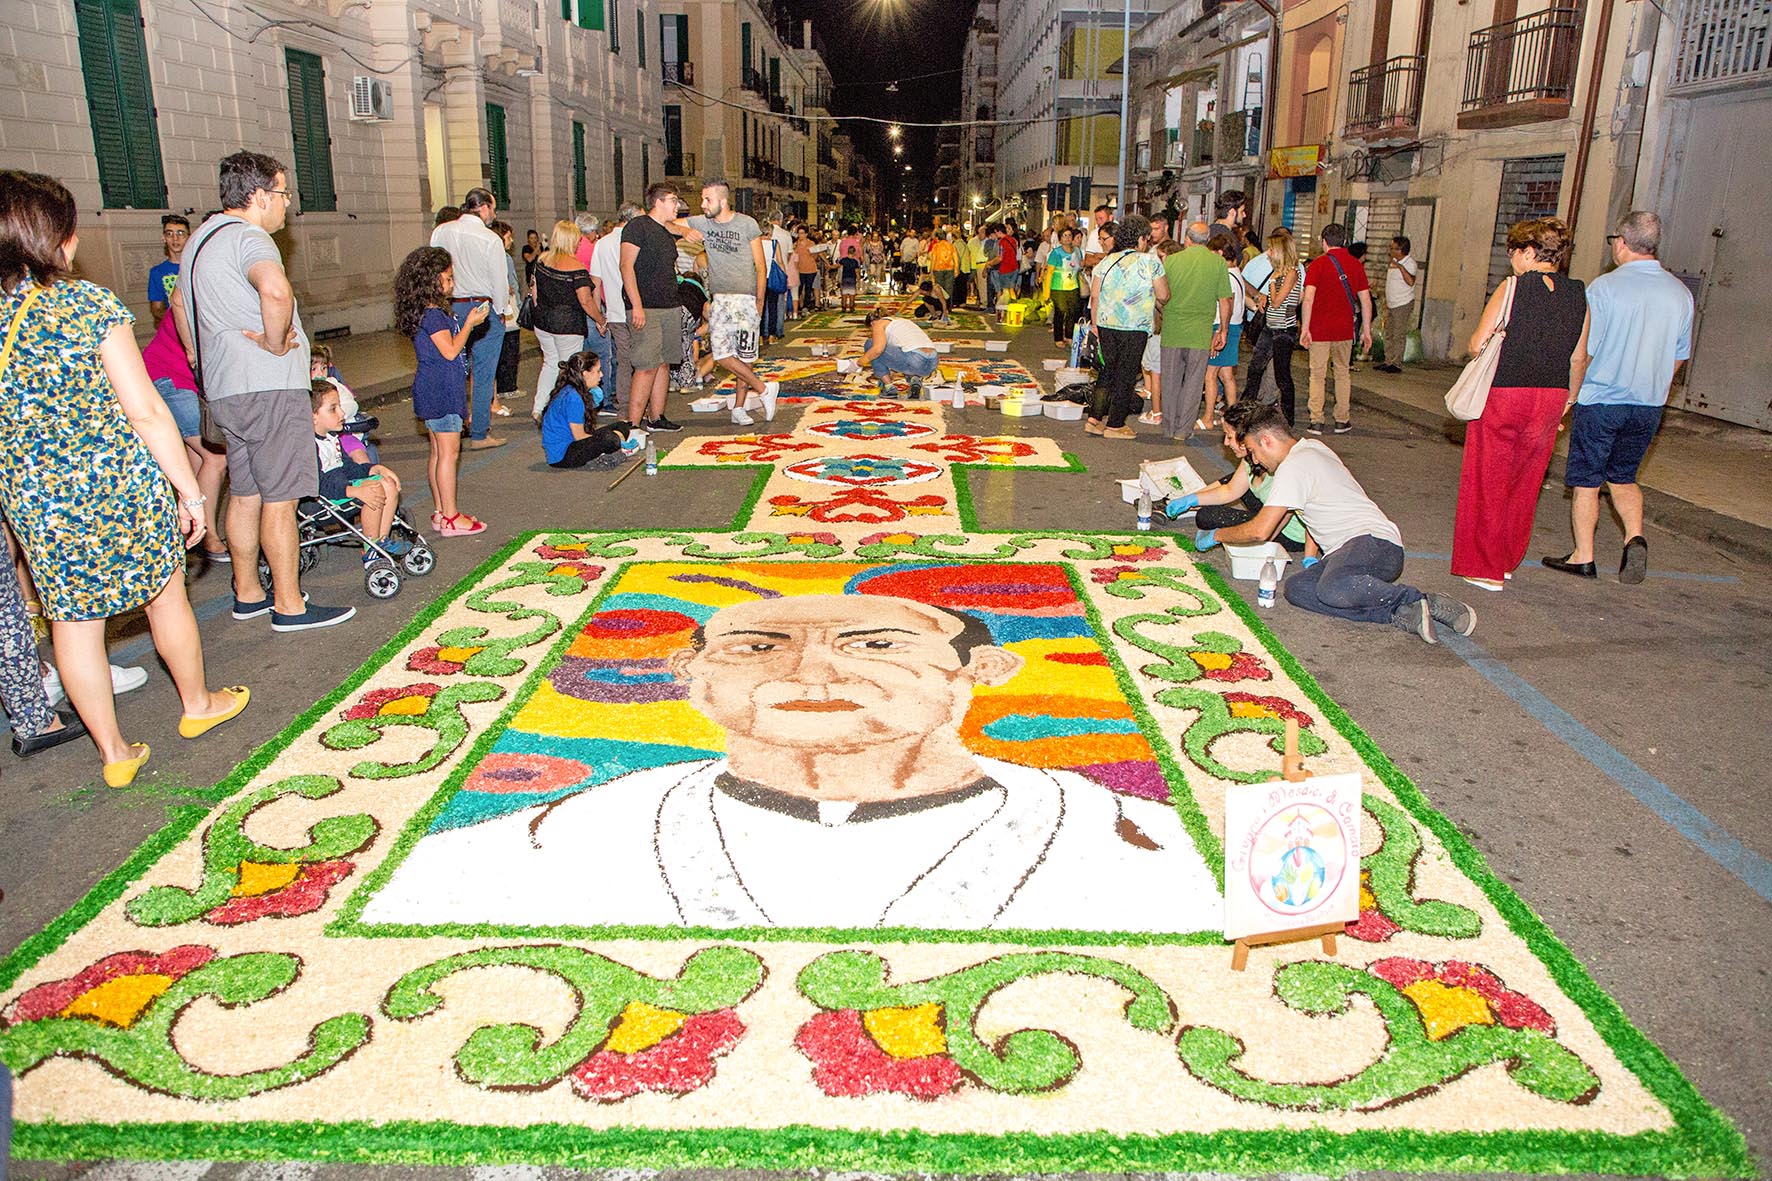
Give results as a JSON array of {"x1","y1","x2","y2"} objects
[
  {"x1": 1165, "y1": 402, "x2": 1316, "y2": 562},
  {"x1": 394, "y1": 246, "x2": 487, "y2": 537},
  {"x1": 540, "y1": 353, "x2": 642, "y2": 470}
]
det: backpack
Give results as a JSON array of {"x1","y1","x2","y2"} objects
[{"x1": 763, "y1": 238, "x2": 789, "y2": 295}]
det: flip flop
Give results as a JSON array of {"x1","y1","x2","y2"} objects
[{"x1": 179, "y1": 686, "x2": 251, "y2": 739}]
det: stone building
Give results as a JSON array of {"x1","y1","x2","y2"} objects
[{"x1": 0, "y1": 0, "x2": 666, "y2": 336}]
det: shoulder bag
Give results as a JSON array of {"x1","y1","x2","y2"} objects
[
  {"x1": 764, "y1": 238, "x2": 790, "y2": 295},
  {"x1": 1444, "y1": 276, "x2": 1517, "y2": 422},
  {"x1": 1324, "y1": 250, "x2": 1364, "y2": 338},
  {"x1": 0, "y1": 285, "x2": 45, "y2": 382}
]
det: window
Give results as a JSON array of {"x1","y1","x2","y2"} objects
[
  {"x1": 73, "y1": 0, "x2": 167, "y2": 209},
  {"x1": 572, "y1": 120, "x2": 588, "y2": 210},
  {"x1": 741, "y1": 22, "x2": 751, "y2": 74},
  {"x1": 769, "y1": 56, "x2": 779, "y2": 98},
  {"x1": 283, "y1": 50, "x2": 336, "y2": 213},
  {"x1": 609, "y1": 0, "x2": 620, "y2": 53},
  {"x1": 642, "y1": 142, "x2": 650, "y2": 187},
  {"x1": 575, "y1": 0, "x2": 603, "y2": 32},
  {"x1": 637, "y1": 11, "x2": 645, "y2": 66},
  {"x1": 661, "y1": 13, "x2": 688, "y2": 65},
  {"x1": 485, "y1": 102, "x2": 509, "y2": 205},
  {"x1": 613, "y1": 137, "x2": 625, "y2": 206},
  {"x1": 664, "y1": 105, "x2": 683, "y2": 172}
]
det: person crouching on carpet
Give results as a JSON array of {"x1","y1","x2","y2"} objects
[
  {"x1": 852, "y1": 307, "x2": 940, "y2": 399},
  {"x1": 1195, "y1": 402, "x2": 1476, "y2": 643},
  {"x1": 540, "y1": 352, "x2": 641, "y2": 470}
]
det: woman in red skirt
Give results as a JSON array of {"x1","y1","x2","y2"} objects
[{"x1": 1453, "y1": 219, "x2": 1590, "y2": 591}]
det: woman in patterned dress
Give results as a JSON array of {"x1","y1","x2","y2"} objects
[{"x1": 0, "y1": 171, "x2": 248, "y2": 786}]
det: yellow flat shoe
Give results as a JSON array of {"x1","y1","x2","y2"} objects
[
  {"x1": 104, "y1": 743, "x2": 150, "y2": 788},
  {"x1": 179, "y1": 686, "x2": 250, "y2": 739}
]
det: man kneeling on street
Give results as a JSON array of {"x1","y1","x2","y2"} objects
[{"x1": 1194, "y1": 403, "x2": 1476, "y2": 643}]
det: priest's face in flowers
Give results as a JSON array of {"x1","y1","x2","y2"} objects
[{"x1": 678, "y1": 595, "x2": 1022, "y2": 752}]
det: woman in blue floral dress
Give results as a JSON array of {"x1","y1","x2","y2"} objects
[{"x1": 0, "y1": 172, "x2": 249, "y2": 786}]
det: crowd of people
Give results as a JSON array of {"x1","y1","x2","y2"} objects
[{"x1": 0, "y1": 145, "x2": 1701, "y2": 784}]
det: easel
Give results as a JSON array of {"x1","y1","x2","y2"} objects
[{"x1": 1230, "y1": 718, "x2": 1345, "y2": 971}]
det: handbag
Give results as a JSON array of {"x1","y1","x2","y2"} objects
[
  {"x1": 515, "y1": 291, "x2": 536, "y2": 330},
  {"x1": 1444, "y1": 276, "x2": 1517, "y2": 422},
  {"x1": 764, "y1": 239, "x2": 789, "y2": 295}
]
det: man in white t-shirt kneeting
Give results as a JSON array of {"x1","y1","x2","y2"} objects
[{"x1": 1194, "y1": 402, "x2": 1474, "y2": 642}]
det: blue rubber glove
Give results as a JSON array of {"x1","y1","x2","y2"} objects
[
  {"x1": 1193, "y1": 528, "x2": 1219, "y2": 552},
  {"x1": 1301, "y1": 555, "x2": 1321, "y2": 569},
  {"x1": 1163, "y1": 493, "x2": 1199, "y2": 520}
]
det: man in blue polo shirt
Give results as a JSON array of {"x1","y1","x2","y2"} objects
[{"x1": 1543, "y1": 211, "x2": 1693, "y2": 586}]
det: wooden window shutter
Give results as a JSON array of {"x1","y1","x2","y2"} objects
[
  {"x1": 485, "y1": 102, "x2": 509, "y2": 205},
  {"x1": 285, "y1": 50, "x2": 337, "y2": 213},
  {"x1": 75, "y1": 0, "x2": 167, "y2": 208},
  {"x1": 572, "y1": 120, "x2": 588, "y2": 210}
]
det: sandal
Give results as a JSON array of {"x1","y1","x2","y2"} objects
[{"x1": 437, "y1": 513, "x2": 487, "y2": 537}]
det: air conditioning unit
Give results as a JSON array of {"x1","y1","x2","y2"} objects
[{"x1": 350, "y1": 77, "x2": 395, "y2": 122}]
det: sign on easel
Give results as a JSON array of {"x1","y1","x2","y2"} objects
[{"x1": 1224, "y1": 719, "x2": 1361, "y2": 969}]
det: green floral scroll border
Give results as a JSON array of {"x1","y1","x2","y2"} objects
[
  {"x1": 331, "y1": 557, "x2": 1228, "y2": 947},
  {"x1": 0, "y1": 530, "x2": 1751, "y2": 1176}
]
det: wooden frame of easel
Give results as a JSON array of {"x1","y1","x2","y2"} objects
[{"x1": 1230, "y1": 717, "x2": 1346, "y2": 971}]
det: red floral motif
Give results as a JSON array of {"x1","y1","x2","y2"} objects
[
  {"x1": 1190, "y1": 650, "x2": 1271, "y2": 683},
  {"x1": 694, "y1": 435, "x2": 819, "y2": 464},
  {"x1": 813, "y1": 401, "x2": 935, "y2": 418},
  {"x1": 910, "y1": 435, "x2": 1038, "y2": 464},
  {"x1": 344, "y1": 683, "x2": 440, "y2": 721},
  {"x1": 1221, "y1": 692, "x2": 1313, "y2": 725},
  {"x1": 7, "y1": 946, "x2": 216, "y2": 1026},
  {"x1": 202, "y1": 861, "x2": 355, "y2": 926},
  {"x1": 784, "y1": 531, "x2": 840, "y2": 547},
  {"x1": 546, "y1": 561, "x2": 604, "y2": 586},
  {"x1": 1106, "y1": 543, "x2": 1165, "y2": 562},
  {"x1": 407, "y1": 646, "x2": 481, "y2": 675},
  {"x1": 1091, "y1": 564, "x2": 1144, "y2": 584},
  {"x1": 1346, "y1": 872, "x2": 1403, "y2": 943},
  {"x1": 1370, "y1": 958, "x2": 1556, "y2": 1036},
  {"x1": 794, "y1": 1009, "x2": 963, "y2": 1099},
  {"x1": 769, "y1": 489, "x2": 949, "y2": 525},
  {"x1": 568, "y1": 1009, "x2": 747, "y2": 1102},
  {"x1": 534, "y1": 541, "x2": 590, "y2": 560}
]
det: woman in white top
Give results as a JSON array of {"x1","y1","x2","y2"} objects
[
  {"x1": 1200, "y1": 232, "x2": 1248, "y2": 431},
  {"x1": 851, "y1": 308, "x2": 939, "y2": 398}
]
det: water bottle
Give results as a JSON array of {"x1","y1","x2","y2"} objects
[
  {"x1": 1258, "y1": 558, "x2": 1279, "y2": 610},
  {"x1": 1136, "y1": 491, "x2": 1152, "y2": 532},
  {"x1": 644, "y1": 438, "x2": 658, "y2": 477}
]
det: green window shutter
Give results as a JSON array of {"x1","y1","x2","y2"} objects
[
  {"x1": 284, "y1": 49, "x2": 336, "y2": 213},
  {"x1": 561, "y1": 0, "x2": 570, "y2": 20},
  {"x1": 74, "y1": 0, "x2": 166, "y2": 208},
  {"x1": 576, "y1": 0, "x2": 602, "y2": 32},
  {"x1": 741, "y1": 23, "x2": 751, "y2": 73},
  {"x1": 485, "y1": 102, "x2": 509, "y2": 205},
  {"x1": 613, "y1": 137, "x2": 624, "y2": 207},
  {"x1": 769, "y1": 56, "x2": 778, "y2": 97},
  {"x1": 572, "y1": 120, "x2": 587, "y2": 211}
]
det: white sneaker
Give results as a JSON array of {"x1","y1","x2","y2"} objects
[
  {"x1": 760, "y1": 381, "x2": 780, "y2": 421},
  {"x1": 112, "y1": 664, "x2": 149, "y2": 694},
  {"x1": 731, "y1": 407, "x2": 755, "y2": 426}
]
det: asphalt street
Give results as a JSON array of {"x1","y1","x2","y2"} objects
[{"x1": 1, "y1": 314, "x2": 1767, "y2": 1181}]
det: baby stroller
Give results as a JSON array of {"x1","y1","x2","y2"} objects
[{"x1": 255, "y1": 413, "x2": 437, "y2": 599}]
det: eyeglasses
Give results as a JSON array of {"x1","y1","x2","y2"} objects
[
  {"x1": 267, "y1": 189, "x2": 294, "y2": 201},
  {"x1": 1605, "y1": 234, "x2": 1622, "y2": 244}
]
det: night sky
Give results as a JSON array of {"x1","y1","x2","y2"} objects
[{"x1": 778, "y1": 0, "x2": 976, "y2": 217}]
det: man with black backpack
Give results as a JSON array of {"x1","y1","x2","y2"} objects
[{"x1": 1299, "y1": 223, "x2": 1373, "y2": 435}]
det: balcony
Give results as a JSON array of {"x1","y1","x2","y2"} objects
[
  {"x1": 1189, "y1": 125, "x2": 1214, "y2": 169},
  {"x1": 662, "y1": 60, "x2": 694, "y2": 87},
  {"x1": 1459, "y1": 8, "x2": 1583, "y2": 129},
  {"x1": 768, "y1": 94, "x2": 792, "y2": 115},
  {"x1": 742, "y1": 67, "x2": 769, "y2": 98},
  {"x1": 1346, "y1": 55, "x2": 1424, "y2": 140},
  {"x1": 665, "y1": 151, "x2": 696, "y2": 177}
]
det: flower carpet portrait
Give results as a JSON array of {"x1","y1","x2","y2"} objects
[{"x1": 0, "y1": 395, "x2": 1747, "y2": 1177}]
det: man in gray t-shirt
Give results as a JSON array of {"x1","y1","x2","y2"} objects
[
  {"x1": 170, "y1": 150, "x2": 353, "y2": 634},
  {"x1": 677, "y1": 179, "x2": 776, "y2": 425}
]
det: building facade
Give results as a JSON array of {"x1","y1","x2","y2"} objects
[
  {"x1": 960, "y1": 1, "x2": 1000, "y2": 212},
  {"x1": 2, "y1": 0, "x2": 664, "y2": 336}
]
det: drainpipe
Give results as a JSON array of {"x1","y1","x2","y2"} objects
[{"x1": 1564, "y1": 0, "x2": 1616, "y2": 247}]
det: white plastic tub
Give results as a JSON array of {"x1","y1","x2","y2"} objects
[
  {"x1": 985, "y1": 340, "x2": 1009, "y2": 352},
  {"x1": 1055, "y1": 366, "x2": 1092, "y2": 388},
  {"x1": 1000, "y1": 398, "x2": 1043, "y2": 417},
  {"x1": 1137, "y1": 457, "x2": 1207, "y2": 502},
  {"x1": 1225, "y1": 541, "x2": 1292, "y2": 581},
  {"x1": 1042, "y1": 400, "x2": 1084, "y2": 420},
  {"x1": 1042, "y1": 358, "x2": 1066, "y2": 371},
  {"x1": 932, "y1": 341, "x2": 954, "y2": 354}
]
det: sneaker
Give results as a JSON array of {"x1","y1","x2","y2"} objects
[
  {"x1": 1333, "y1": 421, "x2": 1353, "y2": 434},
  {"x1": 1426, "y1": 592, "x2": 1477, "y2": 637},
  {"x1": 202, "y1": 547, "x2": 231, "y2": 564},
  {"x1": 649, "y1": 415, "x2": 684, "y2": 432},
  {"x1": 731, "y1": 406, "x2": 755, "y2": 426},
  {"x1": 760, "y1": 381, "x2": 780, "y2": 421},
  {"x1": 42, "y1": 664, "x2": 63, "y2": 707},
  {"x1": 378, "y1": 536, "x2": 414, "y2": 557},
  {"x1": 233, "y1": 590, "x2": 308, "y2": 620},
  {"x1": 1391, "y1": 599, "x2": 1437, "y2": 644},
  {"x1": 907, "y1": 377, "x2": 925, "y2": 399},
  {"x1": 1619, "y1": 535, "x2": 1648, "y2": 585},
  {"x1": 1307, "y1": 421, "x2": 1326, "y2": 435},
  {"x1": 876, "y1": 379, "x2": 893, "y2": 398},
  {"x1": 111, "y1": 664, "x2": 149, "y2": 695},
  {"x1": 270, "y1": 603, "x2": 357, "y2": 633}
]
